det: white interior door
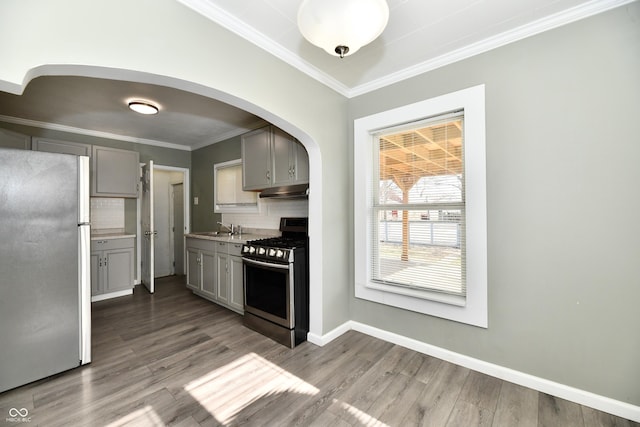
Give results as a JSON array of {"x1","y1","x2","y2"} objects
[
  {"x1": 172, "y1": 183, "x2": 185, "y2": 275},
  {"x1": 141, "y1": 161, "x2": 155, "y2": 293}
]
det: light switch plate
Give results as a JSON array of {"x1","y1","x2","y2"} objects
[{"x1": 194, "y1": 196, "x2": 199, "y2": 205}]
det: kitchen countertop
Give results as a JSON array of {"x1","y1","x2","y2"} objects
[
  {"x1": 185, "y1": 232, "x2": 275, "y2": 244},
  {"x1": 91, "y1": 232, "x2": 136, "y2": 240}
]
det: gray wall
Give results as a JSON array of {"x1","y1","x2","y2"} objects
[
  {"x1": 348, "y1": 4, "x2": 640, "y2": 406},
  {"x1": 0, "y1": 121, "x2": 191, "y2": 168},
  {"x1": 191, "y1": 135, "x2": 242, "y2": 232}
]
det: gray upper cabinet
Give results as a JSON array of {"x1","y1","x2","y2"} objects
[
  {"x1": 271, "y1": 127, "x2": 308, "y2": 187},
  {"x1": 0, "y1": 128, "x2": 30, "y2": 150},
  {"x1": 242, "y1": 125, "x2": 309, "y2": 191},
  {"x1": 241, "y1": 127, "x2": 272, "y2": 191},
  {"x1": 32, "y1": 138, "x2": 91, "y2": 156},
  {"x1": 91, "y1": 145, "x2": 139, "y2": 198}
]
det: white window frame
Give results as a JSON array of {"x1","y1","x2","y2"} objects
[
  {"x1": 213, "y1": 159, "x2": 259, "y2": 214},
  {"x1": 354, "y1": 85, "x2": 487, "y2": 328}
]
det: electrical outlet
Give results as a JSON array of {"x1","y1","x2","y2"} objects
[{"x1": 194, "y1": 196, "x2": 199, "y2": 205}]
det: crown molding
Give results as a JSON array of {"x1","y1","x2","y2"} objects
[
  {"x1": 178, "y1": 0, "x2": 635, "y2": 98},
  {"x1": 347, "y1": 0, "x2": 637, "y2": 97},
  {"x1": 0, "y1": 114, "x2": 270, "y2": 151},
  {"x1": 188, "y1": 118, "x2": 268, "y2": 150},
  {"x1": 176, "y1": 0, "x2": 351, "y2": 97},
  {"x1": 0, "y1": 115, "x2": 193, "y2": 151}
]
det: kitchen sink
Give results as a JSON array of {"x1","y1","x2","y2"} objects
[{"x1": 195, "y1": 231, "x2": 228, "y2": 236}]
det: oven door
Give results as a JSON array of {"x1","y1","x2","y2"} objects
[{"x1": 243, "y1": 257, "x2": 295, "y2": 329}]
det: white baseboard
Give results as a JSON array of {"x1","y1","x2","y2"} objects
[
  {"x1": 311, "y1": 320, "x2": 640, "y2": 423},
  {"x1": 90, "y1": 289, "x2": 133, "y2": 302},
  {"x1": 307, "y1": 322, "x2": 351, "y2": 346}
]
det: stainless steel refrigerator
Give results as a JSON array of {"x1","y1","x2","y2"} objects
[{"x1": 0, "y1": 148, "x2": 91, "y2": 393}]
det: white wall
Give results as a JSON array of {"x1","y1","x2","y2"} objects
[{"x1": 153, "y1": 170, "x2": 183, "y2": 277}]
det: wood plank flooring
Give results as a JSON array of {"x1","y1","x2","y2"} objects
[{"x1": 1, "y1": 275, "x2": 637, "y2": 427}]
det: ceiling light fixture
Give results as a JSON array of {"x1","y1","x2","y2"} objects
[
  {"x1": 297, "y1": 0, "x2": 389, "y2": 59},
  {"x1": 128, "y1": 101, "x2": 159, "y2": 115}
]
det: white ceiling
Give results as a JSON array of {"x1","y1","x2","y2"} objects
[
  {"x1": 0, "y1": 0, "x2": 630, "y2": 150},
  {"x1": 179, "y1": 0, "x2": 629, "y2": 96}
]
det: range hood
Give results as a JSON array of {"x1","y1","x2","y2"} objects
[{"x1": 259, "y1": 183, "x2": 309, "y2": 199}]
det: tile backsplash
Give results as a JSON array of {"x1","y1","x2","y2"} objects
[
  {"x1": 222, "y1": 198, "x2": 308, "y2": 231},
  {"x1": 91, "y1": 198, "x2": 125, "y2": 231}
]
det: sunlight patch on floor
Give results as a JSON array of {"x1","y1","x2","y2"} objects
[
  {"x1": 106, "y1": 405, "x2": 164, "y2": 427},
  {"x1": 184, "y1": 352, "x2": 319, "y2": 424},
  {"x1": 334, "y1": 399, "x2": 390, "y2": 427}
]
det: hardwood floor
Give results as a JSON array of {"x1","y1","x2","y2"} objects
[{"x1": 1, "y1": 276, "x2": 637, "y2": 427}]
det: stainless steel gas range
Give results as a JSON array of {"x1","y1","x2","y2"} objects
[{"x1": 242, "y1": 217, "x2": 309, "y2": 348}]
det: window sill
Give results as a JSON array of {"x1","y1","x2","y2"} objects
[
  {"x1": 355, "y1": 280, "x2": 486, "y2": 328},
  {"x1": 365, "y1": 281, "x2": 466, "y2": 306}
]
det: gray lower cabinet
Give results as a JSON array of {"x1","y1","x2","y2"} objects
[
  {"x1": 215, "y1": 242, "x2": 230, "y2": 306},
  {"x1": 228, "y1": 243, "x2": 245, "y2": 313},
  {"x1": 186, "y1": 241, "x2": 216, "y2": 299},
  {"x1": 91, "y1": 145, "x2": 140, "y2": 197},
  {"x1": 91, "y1": 237, "x2": 135, "y2": 299},
  {"x1": 186, "y1": 237, "x2": 244, "y2": 314}
]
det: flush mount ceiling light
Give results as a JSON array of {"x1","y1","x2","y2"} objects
[
  {"x1": 128, "y1": 100, "x2": 159, "y2": 115},
  {"x1": 297, "y1": 0, "x2": 389, "y2": 59}
]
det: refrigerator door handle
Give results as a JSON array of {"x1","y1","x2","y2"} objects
[
  {"x1": 79, "y1": 224, "x2": 91, "y2": 364},
  {"x1": 78, "y1": 156, "x2": 90, "y2": 224}
]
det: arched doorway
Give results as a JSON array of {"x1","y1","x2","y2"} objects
[{"x1": 2, "y1": 66, "x2": 324, "y2": 339}]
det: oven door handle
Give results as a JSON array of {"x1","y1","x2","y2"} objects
[{"x1": 242, "y1": 257, "x2": 290, "y2": 270}]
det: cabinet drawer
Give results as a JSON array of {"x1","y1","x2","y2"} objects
[
  {"x1": 228, "y1": 243, "x2": 243, "y2": 257},
  {"x1": 91, "y1": 237, "x2": 134, "y2": 251},
  {"x1": 185, "y1": 237, "x2": 215, "y2": 252},
  {"x1": 216, "y1": 241, "x2": 228, "y2": 252}
]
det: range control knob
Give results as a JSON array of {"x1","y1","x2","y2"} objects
[
  {"x1": 268, "y1": 248, "x2": 276, "y2": 257},
  {"x1": 243, "y1": 246, "x2": 250, "y2": 253},
  {"x1": 258, "y1": 247, "x2": 266, "y2": 255},
  {"x1": 249, "y1": 246, "x2": 256, "y2": 254},
  {"x1": 276, "y1": 249, "x2": 284, "y2": 258}
]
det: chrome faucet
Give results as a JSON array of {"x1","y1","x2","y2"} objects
[{"x1": 217, "y1": 221, "x2": 235, "y2": 235}]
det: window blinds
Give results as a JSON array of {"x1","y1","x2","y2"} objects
[
  {"x1": 216, "y1": 164, "x2": 257, "y2": 206},
  {"x1": 371, "y1": 111, "x2": 466, "y2": 296}
]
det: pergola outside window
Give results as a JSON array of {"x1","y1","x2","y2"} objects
[{"x1": 371, "y1": 111, "x2": 465, "y2": 296}]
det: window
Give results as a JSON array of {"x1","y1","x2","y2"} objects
[
  {"x1": 354, "y1": 85, "x2": 487, "y2": 327},
  {"x1": 214, "y1": 159, "x2": 258, "y2": 213},
  {"x1": 373, "y1": 112, "x2": 465, "y2": 295}
]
